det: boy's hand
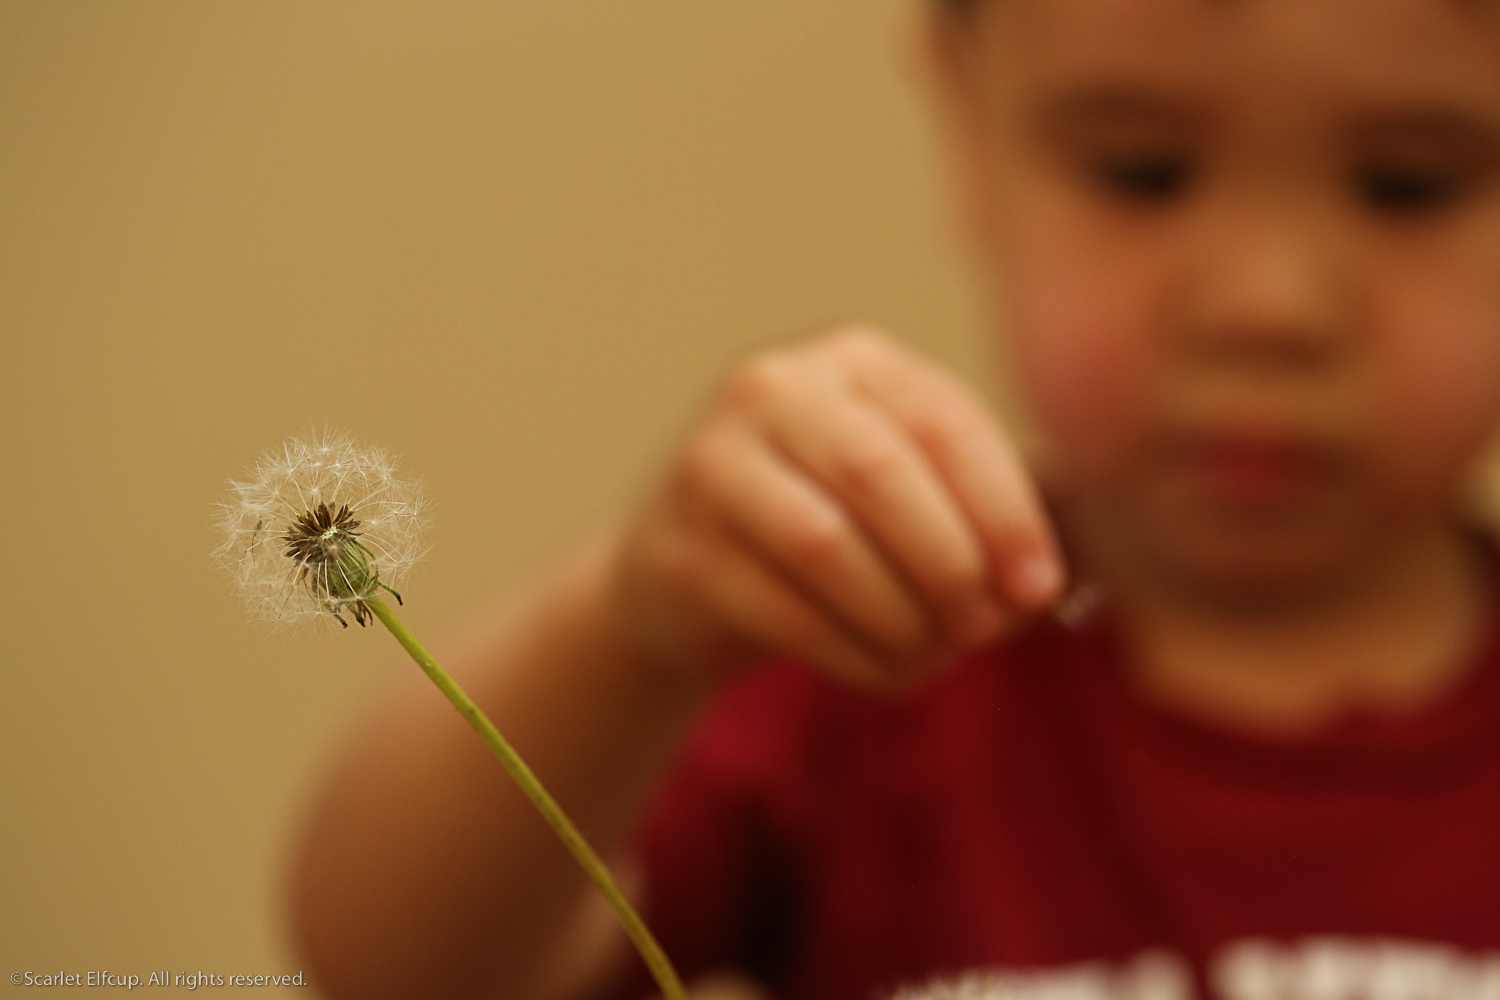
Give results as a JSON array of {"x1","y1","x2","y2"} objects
[{"x1": 613, "y1": 325, "x2": 1064, "y2": 694}]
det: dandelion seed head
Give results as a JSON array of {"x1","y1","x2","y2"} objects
[{"x1": 214, "y1": 429, "x2": 429, "y2": 630}]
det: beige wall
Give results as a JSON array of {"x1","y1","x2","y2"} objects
[{"x1": 0, "y1": 2, "x2": 994, "y2": 992}]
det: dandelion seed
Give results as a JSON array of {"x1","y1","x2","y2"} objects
[{"x1": 213, "y1": 429, "x2": 428, "y2": 630}]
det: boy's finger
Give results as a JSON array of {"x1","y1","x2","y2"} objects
[
  {"x1": 657, "y1": 521, "x2": 919, "y2": 695},
  {"x1": 681, "y1": 423, "x2": 934, "y2": 660},
  {"x1": 848, "y1": 338, "x2": 1065, "y2": 610},
  {"x1": 752, "y1": 380, "x2": 1006, "y2": 649}
]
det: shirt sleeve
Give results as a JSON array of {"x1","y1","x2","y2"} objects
[{"x1": 603, "y1": 659, "x2": 825, "y2": 999}]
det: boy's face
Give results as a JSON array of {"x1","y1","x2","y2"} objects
[{"x1": 934, "y1": 0, "x2": 1500, "y2": 607}]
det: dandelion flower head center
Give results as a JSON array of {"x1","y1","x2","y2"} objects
[{"x1": 282, "y1": 501, "x2": 379, "y2": 605}]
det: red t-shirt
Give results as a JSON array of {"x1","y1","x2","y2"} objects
[{"x1": 615, "y1": 592, "x2": 1500, "y2": 1000}]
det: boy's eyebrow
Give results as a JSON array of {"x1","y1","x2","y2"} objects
[
  {"x1": 1347, "y1": 107, "x2": 1500, "y2": 158},
  {"x1": 1034, "y1": 84, "x2": 1210, "y2": 134},
  {"x1": 1033, "y1": 87, "x2": 1500, "y2": 156}
]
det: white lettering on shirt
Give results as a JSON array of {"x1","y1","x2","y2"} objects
[{"x1": 892, "y1": 938, "x2": 1500, "y2": 1000}]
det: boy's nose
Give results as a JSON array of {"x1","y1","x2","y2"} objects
[{"x1": 1174, "y1": 213, "x2": 1352, "y2": 376}]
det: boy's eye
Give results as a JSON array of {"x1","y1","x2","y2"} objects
[
  {"x1": 1092, "y1": 154, "x2": 1190, "y2": 203},
  {"x1": 1357, "y1": 164, "x2": 1462, "y2": 213}
]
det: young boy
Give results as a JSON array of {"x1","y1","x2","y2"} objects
[{"x1": 291, "y1": 1, "x2": 1500, "y2": 999}]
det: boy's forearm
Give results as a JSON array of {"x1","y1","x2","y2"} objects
[{"x1": 291, "y1": 528, "x2": 715, "y2": 1000}]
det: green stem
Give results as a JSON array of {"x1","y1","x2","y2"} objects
[{"x1": 364, "y1": 594, "x2": 687, "y2": 1000}]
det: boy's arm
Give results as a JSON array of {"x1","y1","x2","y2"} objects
[
  {"x1": 290, "y1": 325, "x2": 1064, "y2": 1000},
  {"x1": 291, "y1": 531, "x2": 713, "y2": 1000}
]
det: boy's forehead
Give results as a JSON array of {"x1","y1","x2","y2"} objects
[{"x1": 976, "y1": 0, "x2": 1500, "y2": 112}]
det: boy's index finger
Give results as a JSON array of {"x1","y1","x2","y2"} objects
[{"x1": 845, "y1": 335, "x2": 1066, "y2": 611}]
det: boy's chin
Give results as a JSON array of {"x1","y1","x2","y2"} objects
[
  {"x1": 1122, "y1": 504, "x2": 1388, "y2": 616},
  {"x1": 1148, "y1": 544, "x2": 1357, "y2": 616}
]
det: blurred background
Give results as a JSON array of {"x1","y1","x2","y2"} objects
[{"x1": 0, "y1": 1, "x2": 997, "y2": 993}]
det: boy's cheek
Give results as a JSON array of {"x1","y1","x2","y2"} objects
[
  {"x1": 1372, "y1": 297, "x2": 1500, "y2": 507},
  {"x1": 984, "y1": 182, "x2": 1170, "y2": 485},
  {"x1": 1005, "y1": 276, "x2": 1154, "y2": 482},
  {"x1": 1362, "y1": 222, "x2": 1500, "y2": 495}
]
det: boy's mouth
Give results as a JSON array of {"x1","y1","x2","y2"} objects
[{"x1": 1169, "y1": 430, "x2": 1333, "y2": 509}]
